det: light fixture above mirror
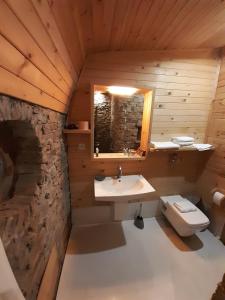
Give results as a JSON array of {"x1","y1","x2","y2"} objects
[{"x1": 107, "y1": 86, "x2": 139, "y2": 96}]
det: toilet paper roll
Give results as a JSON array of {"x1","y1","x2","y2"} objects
[{"x1": 213, "y1": 191, "x2": 225, "y2": 207}]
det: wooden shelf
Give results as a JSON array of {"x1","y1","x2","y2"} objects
[
  {"x1": 63, "y1": 129, "x2": 91, "y2": 134},
  {"x1": 149, "y1": 146, "x2": 215, "y2": 153}
]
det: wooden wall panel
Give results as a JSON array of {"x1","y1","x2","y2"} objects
[
  {"x1": 197, "y1": 51, "x2": 225, "y2": 237},
  {"x1": 0, "y1": 0, "x2": 85, "y2": 113},
  {"x1": 74, "y1": 50, "x2": 220, "y2": 142},
  {"x1": 67, "y1": 50, "x2": 219, "y2": 208},
  {"x1": 206, "y1": 51, "x2": 225, "y2": 300},
  {"x1": 68, "y1": 134, "x2": 211, "y2": 208}
]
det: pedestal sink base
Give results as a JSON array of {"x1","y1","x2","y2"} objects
[{"x1": 114, "y1": 202, "x2": 128, "y2": 221}]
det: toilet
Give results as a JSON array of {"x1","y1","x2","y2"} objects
[{"x1": 160, "y1": 195, "x2": 210, "y2": 237}]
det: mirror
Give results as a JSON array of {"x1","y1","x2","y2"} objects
[{"x1": 92, "y1": 84, "x2": 154, "y2": 160}]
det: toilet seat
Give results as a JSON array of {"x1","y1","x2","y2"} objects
[{"x1": 160, "y1": 195, "x2": 210, "y2": 237}]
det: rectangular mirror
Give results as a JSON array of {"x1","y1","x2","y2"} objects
[{"x1": 91, "y1": 84, "x2": 154, "y2": 160}]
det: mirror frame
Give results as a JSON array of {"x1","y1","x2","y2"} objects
[{"x1": 90, "y1": 82, "x2": 155, "y2": 161}]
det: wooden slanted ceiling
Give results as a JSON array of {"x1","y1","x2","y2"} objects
[
  {"x1": 0, "y1": 0, "x2": 85, "y2": 113},
  {"x1": 74, "y1": 0, "x2": 225, "y2": 53},
  {"x1": 1, "y1": 0, "x2": 225, "y2": 113}
]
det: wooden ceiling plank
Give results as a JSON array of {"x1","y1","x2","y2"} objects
[
  {"x1": 123, "y1": 0, "x2": 154, "y2": 49},
  {"x1": 119, "y1": 0, "x2": 142, "y2": 50},
  {"x1": 109, "y1": 0, "x2": 131, "y2": 50},
  {"x1": 134, "y1": 0, "x2": 170, "y2": 49},
  {"x1": 74, "y1": 0, "x2": 225, "y2": 52},
  {"x1": 155, "y1": 0, "x2": 200, "y2": 49},
  {"x1": 74, "y1": 0, "x2": 94, "y2": 54},
  {"x1": 5, "y1": 0, "x2": 74, "y2": 88},
  {"x1": 0, "y1": 66, "x2": 67, "y2": 113},
  {"x1": 102, "y1": 0, "x2": 117, "y2": 51},
  {"x1": 49, "y1": 0, "x2": 85, "y2": 75},
  {"x1": 190, "y1": 9, "x2": 225, "y2": 48},
  {"x1": 91, "y1": 0, "x2": 104, "y2": 51},
  {"x1": 151, "y1": 0, "x2": 188, "y2": 49},
  {"x1": 111, "y1": 0, "x2": 138, "y2": 50},
  {"x1": 0, "y1": 33, "x2": 68, "y2": 103},
  {"x1": 31, "y1": 0, "x2": 76, "y2": 80},
  {"x1": 0, "y1": 0, "x2": 70, "y2": 96},
  {"x1": 90, "y1": 0, "x2": 117, "y2": 51},
  {"x1": 171, "y1": 1, "x2": 224, "y2": 48}
]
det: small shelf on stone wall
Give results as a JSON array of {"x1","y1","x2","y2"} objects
[{"x1": 63, "y1": 129, "x2": 91, "y2": 134}]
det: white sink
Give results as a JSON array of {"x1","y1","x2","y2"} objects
[{"x1": 94, "y1": 175, "x2": 155, "y2": 202}]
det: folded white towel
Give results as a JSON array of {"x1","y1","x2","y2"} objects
[
  {"x1": 151, "y1": 141, "x2": 180, "y2": 149},
  {"x1": 174, "y1": 200, "x2": 197, "y2": 213},
  {"x1": 193, "y1": 144, "x2": 213, "y2": 151},
  {"x1": 174, "y1": 141, "x2": 194, "y2": 147},
  {"x1": 172, "y1": 136, "x2": 195, "y2": 143}
]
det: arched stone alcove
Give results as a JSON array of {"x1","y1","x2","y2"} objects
[
  {"x1": 0, "y1": 120, "x2": 41, "y2": 204},
  {"x1": 0, "y1": 95, "x2": 70, "y2": 300}
]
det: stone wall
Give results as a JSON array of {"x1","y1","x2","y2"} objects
[
  {"x1": 0, "y1": 95, "x2": 70, "y2": 300},
  {"x1": 94, "y1": 93, "x2": 144, "y2": 153},
  {"x1": 94, "y1": 93, "x2": 112, "y2": 153},
  {"x1": 111, "y1": 94, "x2": 144, "y2": 152}
]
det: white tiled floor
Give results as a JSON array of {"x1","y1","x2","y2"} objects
[{"x1": 57, "y1": 217, "x2": 225, "y2": 300}]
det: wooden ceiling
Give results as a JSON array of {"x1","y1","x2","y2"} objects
[{"x1": 71, "y1": 0, "x2": 225, "y2": 53}]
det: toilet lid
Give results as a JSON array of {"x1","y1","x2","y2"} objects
[
  {"x1": 174, "y1": 207, "x2": 210, "y2": 227},
  {"x1": 161, "y1": 195, "x2": 210, "y2": 227}
]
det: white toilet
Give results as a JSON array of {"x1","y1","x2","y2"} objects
[{"x1": 160, "y1": 195, "x2": 210, "y2": 237}]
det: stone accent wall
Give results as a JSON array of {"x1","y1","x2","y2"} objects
[
  {"x1": 111, "y1": 94, "x2": 144, "y2": 152},
  {"x1": 94, "y1": 93, "x2": 144, "y2": 153},
  {"x1": 94, "y1": 93, "x2": 112, "y2": 153},
  {"x1": 0, "y1": 95, "x2": 70, "y2": 300}
]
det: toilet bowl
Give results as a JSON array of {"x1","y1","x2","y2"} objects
[{"x1": 160, "y1": 195, "x2": 210, "y2": 237}]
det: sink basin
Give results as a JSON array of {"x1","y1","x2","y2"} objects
[{"x1": 94, "y1": 175, "x2": 155, "y2": 202}]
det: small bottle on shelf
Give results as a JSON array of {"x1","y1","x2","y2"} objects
[{"x1": 96, "y1": 147, "x2": 99, "y2": 157}]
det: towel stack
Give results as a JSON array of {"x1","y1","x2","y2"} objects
[
  {"x1": 171, "y1": 136, "x2": 194, "y2": 147},
  {"x1": 174, "y1": 200, "x2": 197, "y2": 213},
  {"x1": 151, "y1": 141, "x2": 180, "y2": 150},
  {"x1": 192, "y1": 144, "x2": 213, "y2": 151}
]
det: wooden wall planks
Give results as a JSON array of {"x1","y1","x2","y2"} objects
[
  {"x1": 0, "y1": 0, "x2": 85, "y2": 113},
  {"x1": 75, "y1": 50, "x2": 220, "y2": 142},
  {"x1": 197, "y1": 51, "x2": 225, "y2": 237},
  {"x1": 67, "y1": 49, "x2": 220, "y2": 208},
  {"x1": 67, "y1": 129, "x2": 211, "y2": 208}
]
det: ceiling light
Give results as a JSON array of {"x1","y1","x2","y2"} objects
[{"x1": 107, "y1": 86, "x2": 138, "y2": 96}]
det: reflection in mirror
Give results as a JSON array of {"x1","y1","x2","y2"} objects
[{"x1": 92, "y1": 84, "x2": 154, "y2": 160}]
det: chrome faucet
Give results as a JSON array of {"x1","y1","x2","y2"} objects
[{"x1": 117, "y1": 165, "x2": 122, "y2": 179}]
